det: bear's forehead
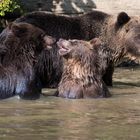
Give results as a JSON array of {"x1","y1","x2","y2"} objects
[
  {"x1": 69, "y1": 40, "x2": 92, "y2": 49},
  {"x1": 127, "y1": 17, "x2": 140, "y2": 27}
]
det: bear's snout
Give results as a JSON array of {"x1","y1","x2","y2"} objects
[
  {"x1": 57, "y1": 39, "x2": 70, "y2": 49},
  {"x1": 125, "y1": 35, "x2": 140, "y2": 57},
  {"x1": 134, "y1": 34, "x2": 140, "y2": 44},
  {"x1": 57, "y1": 39, "x2": 71, "y2": 56}
]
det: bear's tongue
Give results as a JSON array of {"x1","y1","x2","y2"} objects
[
  {"x1": 59, "y1": 48, "x2": 69, "y2": 56},
  {"x1": 57, "y1": 39, "x2": 69, "y2": 49},
  {"x1": 57, "y1": 39, "x2": 70, "y2": 56}
]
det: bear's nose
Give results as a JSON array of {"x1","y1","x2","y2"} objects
[
  {"x1": 59, "y1": 38, "x2": 64, "y2": 42},
  {"x1": 57, "y1": 39, "x2": 70, "y2": 49}
]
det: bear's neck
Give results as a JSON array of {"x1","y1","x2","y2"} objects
[
  {"x1": 62, "y1": 58, "x2": 100, "y2": 86},
  {"x1": 99, "y1": 16, "x2": 127, "y2": 64}
]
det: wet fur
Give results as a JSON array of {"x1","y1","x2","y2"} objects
[
  {"x1": 3, "y1": 10, "x2": 140, "y2": 87},
  {"x1": 57, "y1": 39, "x2": 111, "y2": 99},
  {"x1": 14, "y1": 10, "x2": 109, "y2": 88},
  {"x1": 0, "y1": 23, "x2": 47, "y2": 99}
]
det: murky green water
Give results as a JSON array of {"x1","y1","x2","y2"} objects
[{"x1": 0, "y1": 67, "x2": 140, "y2": 140}]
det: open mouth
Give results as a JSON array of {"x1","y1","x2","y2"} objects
[{"x1": 57, "y1": 39, "x2": 70, "y2": 56}]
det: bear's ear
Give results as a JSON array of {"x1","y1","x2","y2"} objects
[
  {"x1": 90, "y1": 38, "x2": 101, "y2": 48},
  {"x1": 116, "y1": 12, "x2": 130, "y2": 28},
  {"x1": 7, "y1": 22, "x2": 13, "y2": 29},
  {"x1": 43, "y1": 35, "x2": 56, "y2": 49},
  {"x1": 11, "y1": 23, "x2": 28, "y2": 37}
]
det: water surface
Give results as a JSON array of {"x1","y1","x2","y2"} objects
[{"x1": 0, "y1": 67, "x2": 140, "y2": 140}]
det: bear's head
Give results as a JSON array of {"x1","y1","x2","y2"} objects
[
  {"x1": 57, "y1": 38, "x2": 104, "y2": 76},
  {"x1": 0, "y1": 22, "x2": 56, "y2": 99},
  {"x1": 57, "y1": 38, "x2": 101, "y2": 61},
  {"x1": 0, "y1": 22, "x2": 56, "y2": 56},
  {"x1": 112, "y1": 12, "x2": 140, "y2": 58},
  {"x1": 57, "y1": 38, "x2": 110, "y2": 98}
]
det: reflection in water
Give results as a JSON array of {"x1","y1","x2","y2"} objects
[{"x1": 0, "y1": 67, "x2": 140, "y2": 140}]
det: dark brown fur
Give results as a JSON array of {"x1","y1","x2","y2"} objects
[
  {"x1": 2, "y1": 10, "x2": 140, "y2": 87},
  {"x1": 0, "y1": 22, "x2": 55, "y2": 99},
  {"x1": 57, "y1": 38, "x2": 110, "y2": 99},
  {"x1": 14, "y1": 11, "x2": 109, "y2": 88}
]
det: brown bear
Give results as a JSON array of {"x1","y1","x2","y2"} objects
[
  {"x1": 3, "y1": 10, "x2": 140, "y2": 87},
  {"x1": 0, "y1": 22, "x2": 55, "y2": 99},
  {"x1": 56, "y1": 38, "x2": 111, "y2": 99}
]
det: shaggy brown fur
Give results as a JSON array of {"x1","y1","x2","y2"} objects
[
  {"x1": 14, "y1": 11, "x2": 109, "y2": 88},
  {"x1": 100, "y1": 12, "x2": 140, "y2": 85},
  {"x1": 2, "y1": 10, "x2": 140, "y2": 87},
  {"x1": 57, "y1": 38, "x2": 110, "y2": 99},
  {"x1": 0, "y1": 22, "x2": 55, "y2": 99}
]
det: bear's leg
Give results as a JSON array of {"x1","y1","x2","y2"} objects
[
  {"x1": 102, "y1": 81, "x2": 112, "y2": 97},
  {"x1": 84, "y1": 81, "x2": 111, "y2": 98},
  {"x1": 68, "y1": 85, "x2": 83, "y2": 99},
  {"x1": 19, "y1": 81, "x2": 41, "y2": 100},
  {"x1": 58, "y1": 82, "x2": 83, "y2": 99},
  {"x1": 103, "y1": 63, "x2": 114, "y2": 86}
]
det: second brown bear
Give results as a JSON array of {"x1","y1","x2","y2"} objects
[{"x1": 57, "y1": 38, "x2": 111, "y2": 99}]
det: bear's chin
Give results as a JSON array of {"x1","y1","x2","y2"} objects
[{"x1": 59, "y1": 48, "x2": 70, "y2": 56}]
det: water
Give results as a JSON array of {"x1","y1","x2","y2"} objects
[{"x1": 0, "y1": 67, "x2": 140, "y2": 140}]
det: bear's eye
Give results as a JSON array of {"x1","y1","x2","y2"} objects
[
  {"x1": 71, "y1": 41, "x2": 78, "y2": 46},
  {"x1": 126, "y1": 29, "x2": 129, "y2": 32}
]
